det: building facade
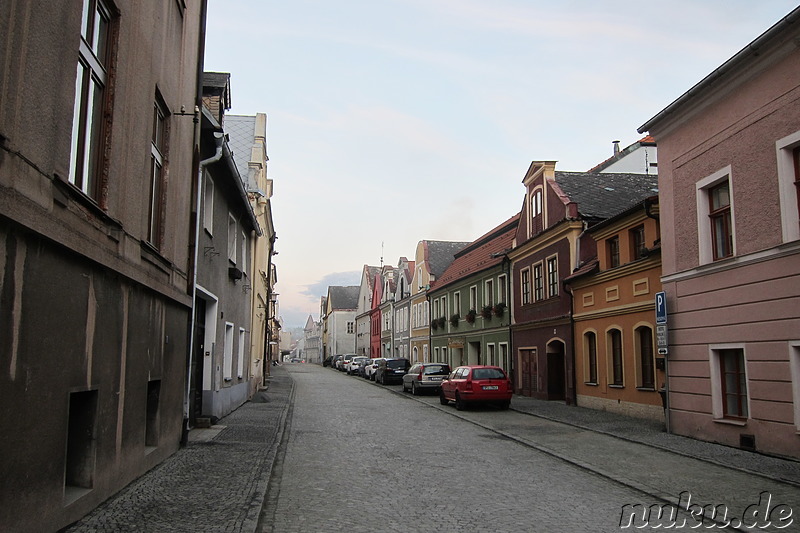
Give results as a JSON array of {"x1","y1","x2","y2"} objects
[
  {"x1": 0, "y1": 1, "x2": 204, "y2": 530},
  {"x1": 638, "y1": 7, "x2": 800, "y2": 458}
]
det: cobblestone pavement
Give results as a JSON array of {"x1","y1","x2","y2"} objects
[{"x1": 61, "y1": 368, "x2": 292, "y2": 533}]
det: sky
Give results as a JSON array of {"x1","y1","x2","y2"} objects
[{"x1": 203, "y1": 0, "x2": 798, "y2": 329}]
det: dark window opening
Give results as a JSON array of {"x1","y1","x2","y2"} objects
[{"x1": 65, "y1": 390, "x2": 98, "y2": 494}]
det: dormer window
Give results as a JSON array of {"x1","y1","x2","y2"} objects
[{"x1": 530, "y1": 187, "x2": 543, "y2": 235}]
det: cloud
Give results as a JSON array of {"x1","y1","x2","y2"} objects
[{"x1": 301, "y1": 271, "x2": 362, "y2": 298}]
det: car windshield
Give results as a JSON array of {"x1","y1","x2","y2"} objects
[
  {"x1": 423, "y1": 365, "x2": 449, "y2": 375},
  {"x1": 387, "y1": 360, "x2": 407, "y2": 369},
  {"x1": 471, "y1": 368, "x2": 506, "y2": 380}
]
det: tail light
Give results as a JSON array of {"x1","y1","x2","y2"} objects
[
  {"x1": 417, "y1": 370, "x2": 423, "y2": 381},
  {"x1": 466, "y1": 379, "x2": 473, "y2": 391}
]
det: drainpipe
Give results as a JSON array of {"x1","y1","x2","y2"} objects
[{"x1": 182, "y1": 0, "x2": 208, "y2": 446}]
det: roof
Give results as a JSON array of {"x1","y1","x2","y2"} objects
[
  {"x1": 225, "y1": 115, "x2": 257, "y2": 190},
  {"x1": 425, "y1": 240, "x2": 471, "y2": 278},
  {"x1": 554, "y1": 172, "x2": 659, "y2": 221},
  {"x1": 431, "y1": 214, "x2": 520, "y2": 291},
  {"x1": 328, "y1": 286, "x2": 359, "y2": 311},
  {"x1": 587, "y1": 136, "x2": 656, "y2": 173},
  {"x1": 638, "y1": 7, "x2": 800, "y2": 133}
]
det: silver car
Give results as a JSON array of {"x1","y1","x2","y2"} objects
[
  {"x1": 346, "y1": 356, "x2": 370, "y2": 375},
  {"x1": 364, "y1": 358, "x2": 384, "y2": 380},
  {"x1": 402, "y1": 362, "x2": 451, "y2": 395}
]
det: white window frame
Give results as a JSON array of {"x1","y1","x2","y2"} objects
[
  {"x1": 237, "y1": 327, "x2": 245, "y2": 378},
  {"x1": 227, "y1": 214, "x2": 237, "y2": 264},
  {"x1": 469, "y1": 285, "x2": 478, "y2": 311},
  {"x1": 708, "y1": 343, "x2": 749, "y2": 421},
  {"x1": 485, "y1": 279, "x2": 495, "y2": 307},
  {"x1": 775, "y1": 131, "x2": 800, "y2": 243},
  {"x1": 497, "y1": 274, "x2": 507, "y2": 304},
  {"x1": 453, "y1": 291, "x2": 461, "y2": 317},
  {"x1": 223, "y1": 322, "x2": 234, "y2": 381},
  {"x1": 241, "y1": 230, "x2": 248, "y2": 276},
  {"x1": 696, "y1": 166, "x2": 736, "y2": 265},
  {"x1": 789, "y1": 341, "x2": 800, "y2": 431}
]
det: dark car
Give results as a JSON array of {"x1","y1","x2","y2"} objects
[
  {"x1": 439, "y1": 365, "x2": 512, "y2": 410},
  {"x1": 401, "y1": 362, "x2": 450, "y2": 395},
  {"x1": 323, "y1": 356, "x2": 333, "y2": 367},
  {"x1": 375, "y1": 358, "x2": 410, "y2": 385}
]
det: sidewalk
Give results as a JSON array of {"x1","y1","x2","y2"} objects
[
  {"x1": 63, "y1": 365, "x2": 293, "y2": 533},
  {"x1": 508, "y1": 393, "x2": 800, "y2": 487}
]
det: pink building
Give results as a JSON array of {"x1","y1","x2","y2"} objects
[{"x1": 639, "y1": 8, "x2": 800, "y2": 458}]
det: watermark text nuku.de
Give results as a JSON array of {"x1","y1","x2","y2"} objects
[{"x1": 619, "y1": 491, "x2": 794, "y2": 529}]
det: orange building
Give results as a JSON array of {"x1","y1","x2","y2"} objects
[{"x1": 566, "y1": 197, "x2": 665, "y2": 421}]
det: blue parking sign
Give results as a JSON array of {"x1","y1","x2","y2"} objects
[{"x1": 656, "y1": 291, "x2": 667, "y2": 325}]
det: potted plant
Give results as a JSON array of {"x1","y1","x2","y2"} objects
[
  {"x1": 465, "y1": 309, "x2": 477, "y2": 323},
  {"x1": 437, "y1": 317, "x2": 446, "y2": 329},
  {"x1": 493, "y1": 302, "x2": 506, "y2": 316},
  {"x1": 431, "y1": 318, "x2": 439, "y2": 330},
  {"x1": 481, "y1": 305, "x2": 493, "y2": 319},
  {"x1": 450, "y1": 313, "x2": 460, "y2": 327}
]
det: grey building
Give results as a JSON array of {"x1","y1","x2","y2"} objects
[{"x1": 0, "y1": 2, "x2": 204, "y2": 531}]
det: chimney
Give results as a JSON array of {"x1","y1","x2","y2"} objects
[{"x1": 613, "y1": 140, "x2": 621, "y2": 155}]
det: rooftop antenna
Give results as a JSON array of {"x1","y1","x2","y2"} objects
[{"x1": 380, "y1": 241, "x2": 384, "y2": 267}]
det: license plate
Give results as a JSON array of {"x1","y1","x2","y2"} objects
[
  {"x1": 483, "y1": 385, "x2": 499, "y2": 390},
  {"x1": 429, "y1": 377, "x2": 442, "y2": 381}
]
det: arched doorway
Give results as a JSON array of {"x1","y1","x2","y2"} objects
[{"x1": 546, "y1": 340, "x2": 566, "y2": 401}]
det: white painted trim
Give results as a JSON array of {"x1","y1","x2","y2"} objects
[
  {"x1": 775, "y1": 131, "x2": 800, "y2": 243},
  {"x1": 708, "y1": 343, "x2": 748, "y2": 420},
  {"x1": 695, "y1": 165, "x2": 734, "y2": 265}
]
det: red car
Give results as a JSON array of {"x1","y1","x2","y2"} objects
[{"x1": 439, "y1": 365, "x2": 512, "y2": 410}]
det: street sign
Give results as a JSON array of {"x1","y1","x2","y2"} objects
[
  {"x1": 656, "y1": 324, "x2": 669, "y2": 355},
  {"x1": 655, "y1": 291, "x2": 667, "y2": 325}
]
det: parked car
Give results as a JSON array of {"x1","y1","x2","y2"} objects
[
  {"x1": 402, "y1": 362, "x2": 451, "y2": 395},
  {"x1": 439, "y1": 366, "x2": 512, "y2": 410},
  {"x1": 337, "y1": 354, "x2": 356, "y2": 371},
  {"x1": 364, "y1": 358, "x2": 384, "y2": 381},
  {"x1": 323, "y1": 356, "x2": 333, "y2": 367},
  {"x1": 375, "y1": 358, "x2": 411, "y2": 385},
  {"x1": 347, "y1": 356, "x2": 370, "y2": 375},
  {"x1": 331, "y1": 355, "x2": 344, "y2": 370}
]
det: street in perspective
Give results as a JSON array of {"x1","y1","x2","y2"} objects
[{"x1": 258, "y1": 364, "x2": 800, "y2": 532}]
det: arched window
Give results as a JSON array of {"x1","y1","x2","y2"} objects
[
  {"x1": 585, "y1": 331, "x2": 597, "y2": 384},
  {"x1": 609, "y1": 329, "x2": 623, "y2": 386},
  {"x1": 636, "y1": 326, "x2": 655, "y2": 389}
]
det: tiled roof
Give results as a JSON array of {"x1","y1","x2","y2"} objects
[
  {"x1": 563, "y1": 258, "x2": 599, "y2": 283},
  {"x1": 225, "y1": 115, "x2": 257, "y2": 190},
  {"x1": 426, "y1": 240, "x2": 471, "y2": 278},
  {"x1": 363, "y1": 265, "x2": 381, "y2": 290},
  {"x1": 329, "y1": 286, "x2": 359, "y2": 310},
  {"x1": 431, "y1": 214, "x2": 520, "y2": 291},
  {"x1": 203, "y1": 71, "x2": 230, "y2": 88},
  {"x1": 554, "y1": 172, "x2": 659, "y2": 221}
]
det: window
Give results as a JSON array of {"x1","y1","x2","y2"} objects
[
  {"x1": 69, "y1": 0, "x2": 114, "y2": 200},
  {"x1": 520, "y1": 268, "x2": 530, "y2": 305},
  {"x1": 145, "y1": 380, "x2": 161, "y2": 450},
  {"x1": 607, "y1": 237, "x2": 620, "y2": 268},
  {"x1": 719, "y1": 349, "x2": 748, "y2": 418},
  {"x1": 203, "y1": 174, "x2": 214, "y2": 233},
  {"x1": 546, "y1": 256, "x2": 558, "y2": 298},
  {"x1": 453, "y1": 291, "x2": 461, "y2": 316},
  {"x1": 237, "y1": 328, "x2": 246, "y2": 378},
  {"x1": 497, "y1": 274, "x2": 507, "y2": 304},
  {"x1": 347, "y1": 321, "x2": 353, "y2": 334},
  {"x1": 631, "y1": 226, "x2": 646, "y2": 260},
  {"x1": 65, "y1": 389, "x2": 98, "y2": 499},
  {"x1": 433, "y1": 298, "x2": 440, "y2": 320},
  {"x1": 709, "y1": 182, "x2": 733, "y2": 260},
  {"x1": 485, "y1": 279, "x2": 494, "y2": 307},
  {"x1": 223, "y1": 323, "x2": 234, "y2": 381},
  {"x1": 585, "y1": 332, "x2": 597, "y2": 384},
  {"x1": 775, "y1": 131, "x2": 800, "y2": 242},
  {"x1": 609, "y1": 329, "x2": 623, "y2": 386},
  {"x1": 637, "y1": 326, "x2": 655, "y2": 389},
  {"x1": 487, "y1": 344, "x2": 496, "y2": 366},
  {"x1": 530, "y1": 187, "x2": 543, "y2": 234},
  {"x1": 241, "y1": 231, "x2": 248, "y2": 275},
  {"x1": 147, "y1": 98, "x2": 167, "y2": 246},
  {"x1": 469, "y1": 286, "x2": 478, "y2": 311},
  {"x1": 227, "y1": 215, "x2": 237, "y2": 263},
  {"x1": 533, "y1": 263, "x2": 544, "y2": 301}
]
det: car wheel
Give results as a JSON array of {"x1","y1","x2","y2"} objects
[
  {"x1": 439, "y1": 389, "x2": 448, "y2": 405},
  {"x1": 455, "y1": 392, "x2": 465, "y2": 411},
  {"x1": 411, "y1": 382, "x2": 419, "y2": 396}
]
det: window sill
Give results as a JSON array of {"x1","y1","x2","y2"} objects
[
  {"x1": 608, "y1": 384, "x2": 624, "y2": 389},
  {"x1": 713, "y1": 417, "x2": 747, "y2": 427},
  {"x1": 52, "y1": 175, "x2": 123, "y2": 230},
  {"x1": 584, "y1": 382, "x2": 599, "y2": 387},
  {"x1": 636, "y1": 387, "x2": 657, "y2": 392}
]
